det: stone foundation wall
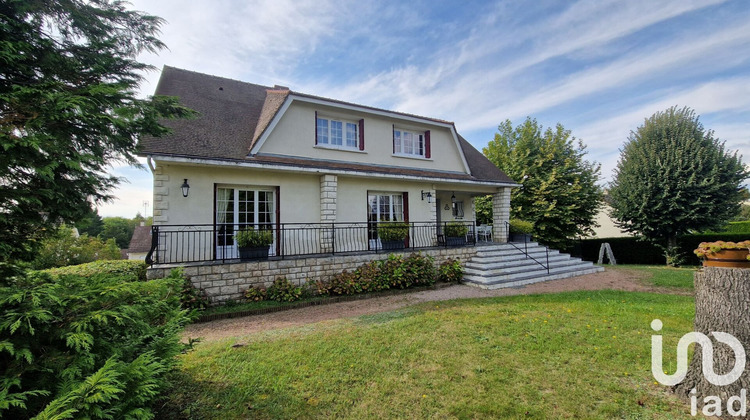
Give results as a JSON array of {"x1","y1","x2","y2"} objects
[{"x1": 147, "y1": 247, "x2": 478, "y2": 304}]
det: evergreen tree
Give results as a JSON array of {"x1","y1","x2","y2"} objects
[
  {"x1": 484, "y1": 118, "x2": 603, "y2": 249},
  {"x1": 0, "y1": 0, "x2": 193, "y2": 262},
  {"x1": 609, "y1": 106, "x2": 748, "y2": 251}
]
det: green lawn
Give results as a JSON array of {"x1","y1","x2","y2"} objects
[
  {"x1": 162, "y1": 290, "x2": 696, "y2": 419},
  {"x1": 609, "y1": 265, "x2": 697, "y2": 289}
]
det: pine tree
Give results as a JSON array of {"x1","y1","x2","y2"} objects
[{"x1": 0, "y1": 0, "x2": 193, "y2": 261}]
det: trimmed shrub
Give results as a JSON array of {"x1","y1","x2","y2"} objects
[
  {"x1": 266, "y1": 277, "x2": 303, "y2": 302},
  {"x1": 43, "y1": 259, "x2": 148, "y2": 282},
  {"x1": 0, "y1": 266, "x2": 189, "y2": 418},
  {"x1": 572, "y1": 233, "x2": 750, "y2": 265},
  {"x1": 439, "y1": 259, "x2": 464, "y2": 283}
]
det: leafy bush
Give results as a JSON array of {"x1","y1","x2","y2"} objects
[
  {"x1": 509, "y1": 218, "x2": 534, "y2": 234},
  {"x1": 32, "y1": 225, "x2": 121, "y2": 270},
  {"x1": 378, "y1": 222, "x2": 409, "y2": 241},
  {"x1": 178, "y1": 270, "x2": 209, "y2": 311},
  {"x1": 244, "y1": 286, "x2": 267, "y2": 302},
  {"x1": 445, "y1": 222, "x2": 469, "y2": 237},
  {"x1": 324, "y1": 270, "x2": 362, "y2": 296},
  {"x1": 439, "y1": 259, "x2": 464, "y2": 283},
  {"x1": 402, "y1": 253, "x2": 436, "y2": 287},
  {"x1": 266, "y1": 277, "x2": 303, "y2": 302},
  {"x1": 321, "y1": 253, "x2": 437, "y2": 294},
  {"x1": 235, "y1": 228, "x2": 274, "y2": 248},
  {"x1": 44, "y1": 259, "x2": 148, "y2": 282},
  {"x1": 0, "y1": 265, "x2": 190, "y2": 418}
]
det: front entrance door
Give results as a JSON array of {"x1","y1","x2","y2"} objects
[{"x1": 216, "y1": 187, "x2": 275, "y2": 259}]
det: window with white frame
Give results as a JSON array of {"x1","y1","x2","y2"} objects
[
  {"x1": 316, "y1": 116, "x2": 359, "y2": 149},
  {"x1": 393, "y1": 128, "x2": 427, "y2": 158}
]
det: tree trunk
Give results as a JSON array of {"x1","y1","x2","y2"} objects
[{"x1": 673, "y1": 267, "x2": 750, "y2": 417}]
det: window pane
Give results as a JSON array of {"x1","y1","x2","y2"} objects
[
  {"x1": 418, "y1": 134, "x2": 424, "y2": 156},
  {"x1": 346, "y1": 122, "x2": 357, "y2": 147},
  {"x1": 317, "y1": 118, "x2": 328, "y2": 144},
  {"x1": 331, "y1": 120, "x2": 342, "y2": 145},
  {"x1": 404, "y1": 132, "x2": 413, "y2": 154},
  {"x1": 394, "y1": 131, "x2": 401, "y2": 153}
]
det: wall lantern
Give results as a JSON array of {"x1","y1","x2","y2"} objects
[
  {"x1": 181, "y1": 179, "x2": 190, "y2": 197},
  {"x1": 421, "y1": 190, "x2": 433, "y2": 203},
  {"x1": 451, "y1": 192, "x2": 457, "y2": 204}
]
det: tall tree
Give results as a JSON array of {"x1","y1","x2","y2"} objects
[
  {"x1": 484, "y1": 118, "x2": 603, "y2": 249},
  {"x1": 609, "y1": 106, "x2": 748, "y2": 250},
  {"x1": 0, "y1": 0, "x2": 193, "y2": 261}
]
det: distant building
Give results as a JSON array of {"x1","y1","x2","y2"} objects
[
  {"x1": 127, "y1": 223, "x2": 152, "y2": 261},
  {"x1": 590, "y1": 205, "x2": 632, "y2": 239}
]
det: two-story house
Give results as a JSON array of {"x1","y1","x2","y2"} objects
[
  {"x1": 139, "y1": 66, "x2": 517, "y2": 263},
  {"x1": 139, "y1": 67, "x2": 603, "y2": 301}
]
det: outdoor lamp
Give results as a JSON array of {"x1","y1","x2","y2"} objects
[
  {"x1": 451, "y1": 192, "x2": 457, "y2": 203},
  {"x1": 181, "y1": 179, "x2": 190, "y2": 197},
  {"x1": 421, "y1": 190, "x2": 433, "y2": 203}
]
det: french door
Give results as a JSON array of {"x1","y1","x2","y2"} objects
[
  {"x1": 367, "y1": 192, "x2": 405, "y2": 249},
  {"x1": 216, "y1": 187, "x2": 275, "y2": 259}
]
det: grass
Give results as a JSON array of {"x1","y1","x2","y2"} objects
[
  {"x1": 202, "y1": 296, "x2": 328, "y2": 316},
  {"x1": 162, "y1": 290, "x2": 696, "y2": 419},
  {"x1": 609, "y1": 265, "x2": 697, "y2": 289}
]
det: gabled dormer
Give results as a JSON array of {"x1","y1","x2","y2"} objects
[{"x1": 248, "y1": 92, "x2": 472, "y2": 176}]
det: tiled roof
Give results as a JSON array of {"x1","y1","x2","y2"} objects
[
  {"x1": 139, "y1": 66, "x2": 517, "y2": 185},
  {"x1": 128, "y1": 225, "x2": 152, "y2": 253}
]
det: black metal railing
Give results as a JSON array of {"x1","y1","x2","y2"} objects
[
  {"x1": 145, "y1": 221, "x2": 478, "y2": 265},
  {"x1": 505, "y1": 221, "x2": 549, "y2": 273}
]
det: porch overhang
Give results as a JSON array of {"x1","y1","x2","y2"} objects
[{"x1": 143, "y1": 153, "x2": 521, "y2": 190}]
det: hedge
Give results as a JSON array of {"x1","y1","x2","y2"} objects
[
  {"x1": 42, "y1": 259, "x2": 147, "y2": 282},
  {"x1": 571, "y1": 233, "x2": 750, "y2": 266}
]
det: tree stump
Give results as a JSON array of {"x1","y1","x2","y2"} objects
[{"x1": 673, "y1": 267, "x2": 750, "y2": 417}]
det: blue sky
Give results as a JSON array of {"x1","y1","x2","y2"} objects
[{"x1": 101, "y1": 0, "x2": 750, "y2": 217}]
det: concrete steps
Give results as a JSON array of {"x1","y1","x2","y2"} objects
[{"x1": 463, "y1": 242, "x2": 604, "y2": 289}]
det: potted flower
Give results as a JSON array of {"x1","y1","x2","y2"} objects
[
  {"x1": 445, "y1": 222, "x2": 469, "y2": 246},
  {"x1": 378, "y1": 221, "x2": 409, "y2": 250},
  {"x1": 694, "y1": 240, "x2": 750, "y2": 268},
  {"x1": 235, "y1": 227, "x2": 274, "y2": 261},
  {"x1": 509, "y1": 218, "x2": 533, "y2": 243}
]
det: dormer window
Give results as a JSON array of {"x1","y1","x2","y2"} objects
[
  {"x1": 393, "y1": 127, "x2": 431, "y2": 159},
  {"x1": 316, "y1": 114, "x2": 364, "y2": 151}
]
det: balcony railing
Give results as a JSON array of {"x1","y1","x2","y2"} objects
[{"x1": 146, "y1": 221, "x2": 479, "y2": 265}]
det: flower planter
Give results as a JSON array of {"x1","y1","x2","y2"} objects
[
  {"x1": 510, "y1": 233, "x2": 532, "y2": 243},
  {"x1": 702, "y1": 249, "x2": 750, "y2": 268},
  {"x1": 381, "y1": 240, "x2": 406, "y2": 250},
  {"x1": 446, "y1": 236, "x2": 466, "y2": 247},
  {"x1": 238, "y1": 246, "x2": 270, "y2": 261}
]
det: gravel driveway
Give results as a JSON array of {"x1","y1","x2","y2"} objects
[{"x1": 184, "y1": 267, "x2": 691, "y2": 342}]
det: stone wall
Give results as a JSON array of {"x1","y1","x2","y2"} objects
[{"x1": 147, "y1": 247, "x2": 478, "y2": 304}]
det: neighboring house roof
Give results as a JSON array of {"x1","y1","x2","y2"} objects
[
  {"x1": 128, "y1": 225, "x2": 152, "y2": 253},
  {"x1": 140, "y1": 66, "x2": 516, "y2": 185}
]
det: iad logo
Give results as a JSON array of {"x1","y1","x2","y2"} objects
[
  {"x1": 651, "y1": 319, "x2": 745, "y2": 386},
  {"x1": 651, "y1": 319, "x2": 747, "y2": 417}
]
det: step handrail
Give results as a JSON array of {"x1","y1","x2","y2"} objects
[{"x1": 504, "y1": 221, "x2": 550, "y2": 274}]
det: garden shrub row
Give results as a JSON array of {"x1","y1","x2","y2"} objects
[
  {"x1": 244, "y1": 254, "x2": 464, "y2": 303},
  {"x1": 0, "y1": 263, "x2": 190, "y2": 419},
  {"x1": 572, "y1": 233, "x2": 750, "y2": 265}
]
